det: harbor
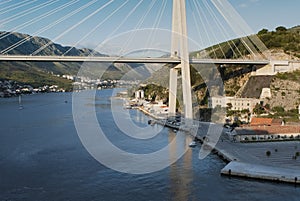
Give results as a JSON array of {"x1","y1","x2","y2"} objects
[
  {"x1": 1, "y1": 90, "x2": 300, "y2": 200},
  {"x1": 133, "y1": 102, "x2": 300, "y2": 185}
]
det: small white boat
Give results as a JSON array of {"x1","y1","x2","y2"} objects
[
  {"x1": 124, "y1": 104, "x2": 132, "y2": 109},
  {"x1": 18, "y1": 95, "x2": 23, "y2": 110},
  {"x1": 189, "y1": 141, "x2": 197, "y2": 147}
]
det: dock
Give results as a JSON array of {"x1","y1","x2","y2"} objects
[
  {"x1": 136, "y1": 106, "x2": 300, "y2": 184},
  {"x1": 195, "y1": 124, "x2": 300, "y2": 184},
  {"x1": 221, "y1": 161, "x2": 300, "y2": 184}
]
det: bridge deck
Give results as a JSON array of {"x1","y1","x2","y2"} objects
[{"x1": 0, "y1": 55, "x2": 270, "y2": 65}]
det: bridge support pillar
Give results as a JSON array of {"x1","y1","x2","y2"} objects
[
  {"x1": 169, "y1": 0, "x2": 193, "y2": 120},
  {"x1": 169, "y1": 68, "x2": 178, "y2": 117}
]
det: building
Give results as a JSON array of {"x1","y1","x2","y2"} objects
[
  {"x1": 208, "y1": 96, "x2": 260, "y2": 112},
  {"x1": 260, "y1": 88, "x2": 271, "y2": 99},
  {"x1": 231, "y1": 125, "x2": 300, "y2": 142},
  {"x1": 142, "y1": 101, "x2": 169, "y2": 119},
  {"x1": 135, "y1": 90, "x2": 144, "y2": 100}
]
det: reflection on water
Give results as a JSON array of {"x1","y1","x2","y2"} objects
[
  {"x1": 134, "y1": 109, "x2": 146, "y2": 124},
  {"x1": 0, "y1": 90, "x2": 300, "y2": 201},
  {"x1": 169, "y1": 130, "x2": 193, "y2": 200}
]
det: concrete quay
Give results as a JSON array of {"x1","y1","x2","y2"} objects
[
  {"x1": 195, "y1": 123, "x2": 300, "y2": 184},
  {"x1": 136, "y1": 107, "x2": 300, "y2": 184},
  {"x1": 221, "y1": 161, "x2": 300, "y2": 184}
]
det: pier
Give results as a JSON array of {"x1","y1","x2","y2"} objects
[
  {"x1": 195, "y1": 124, "x2": 300, "y2": 184},
  {"x1": 138, "y1": 106, "x2": 300, "y2": 184},
  {"x1": 221, "y1": 161, "x2": 300, "y2": 184},
  {"x1": 135, "y1": 98, "x2": 300, "y2": 185}
]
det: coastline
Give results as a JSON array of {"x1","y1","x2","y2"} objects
[{"x1": 136, "y1": 105, "x2": 300, "y2": 185}]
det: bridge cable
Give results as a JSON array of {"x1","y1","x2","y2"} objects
[
  {"x1": 202, "y1": 0, "x2": 242, "y2": 59},
  {"x1": 0, "y1": 0, "x2": 59, "y2": 27},
  {"x1": 202, "y1": 0, "x2": 239, "y2": 58},
  {"x1": 1, "y1": 0, "x2": 98, "y2": 55},
  {"x1": 116, "y1": 0, "x2": 157, "y2": 56},
  {"x1": 32, "y1": 0, "x2": 117, "y2": 56},
  {"x1": 202, "y1": 0, "x2": 233, "y2": 59},
  {"x1": 200, "y1": 0, "x2": 226, "y2": 59},
  {"x1": 211, "y1": 0, "x2": 268, "y2": 60},
  {"x1": 0, "y1": 0, "x2": 79, "y2": 42},
  {"x1": 143, "y1": 0, "x2": 167, "y2": 57},
  {"x1": 63, "y1": 0, "x2": 128, "y2": 55},
  {"x1": 64, "y1": 0, "x2": 136, "y2": 56},
  {"x1": 188, "y1": 1, "x2": 205, "y2": 52},
  {"x1": 90, "y1": 0, "x2": 149, "y2": 56},
  {"x1": 107, "y1": 0, "x2": 143, "y2": 40},
  {"x1": 192, "y1": 0, "x2": 217, "y2": 58},
  {"x1": 191, "y1": 0, "x2": 217, "y2": 59},
  {"x1": 0, "y1": 0, "x2": 13, "y2": 7},
  {"x1": 0, "y1": 0, "x2": 60, "y2": 41},
  {"x1": 211, "y1": 0, "x2": 257, "y2": 58},
  {"x1": 91, "y1": 0, "x2": 147, "y2": 73},
  {"x1": 0, "y1": 0, "x2": 36, "y2": 15},
  {"x1": 1, "y1": 0, "x2": 84, "y2": 54}
]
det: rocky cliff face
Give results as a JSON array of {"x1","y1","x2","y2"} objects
[{"x1": 266, "y1": 74, "x2": 300, "y2": 110}]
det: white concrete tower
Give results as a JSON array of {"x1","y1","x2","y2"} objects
[{"x1": 169, "y1": 0, "x2": 193, "y2": 120}]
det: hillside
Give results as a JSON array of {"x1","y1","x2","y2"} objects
[
  {"x1": 141, "y1": 25, "x2": 300, "y2": 112},
  {"x1": 258, "y1": 26, "x2": 300, "y2": 58},
  {"x1": 266, "y1": 70, "x2": 300, "y2": 111},
  {"x1": 190, "y1": 25, "x2": 300, "y2": 60},
  {"x1": 240, "y1": 76, "x2": 273, "y2": 98},
  {"x1": 0, "y1": 32, "x2": 105, "y2": 57},
  {"x1": 194, "y1": 26, "x2": 300, "y2": 99},
  {"x1": 0, "y1": 31, "x2": 148, "y2": 88}
]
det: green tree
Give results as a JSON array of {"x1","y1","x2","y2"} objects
[
  {"x1": 272, "y1": 106, "x2": 285, "y2": 114},
  {"x1": 253, "y1": 103, "x2": 264, "y2": 115},
  {"x1": 276, "y1": 26, "x2": 287, "y2": 32},
  {"x1": 258, "y1": 28, "x2": 268, "y2": 35},
  {"x1": 226, "y1": 103, "x2": 233, "y2": 110}
]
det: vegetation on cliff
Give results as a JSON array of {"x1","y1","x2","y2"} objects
[{"x1": 258, "y1": 26, "x2": 300, "y2": 58}]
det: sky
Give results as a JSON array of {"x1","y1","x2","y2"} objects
[
  {"x1": 0, "y1": 0, "x2": 299, "y2": 55},
  {"x1": 230, "y1": 0, "x2": 300, "y2": 32}
]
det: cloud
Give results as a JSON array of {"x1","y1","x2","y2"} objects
[
  {"x1": 239, "y1": 3, "x2": 248, "y2": 8},
  {"x1": 238, "y1": 0, "x2": 259, "y2": 8}
]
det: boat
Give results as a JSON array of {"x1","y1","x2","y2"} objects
[
  {"x1": 124, "y1": 104, "x2": 132, "y2": 109},
  {"x1": 123, "y1": 100, "x2": 132, "y2": 109},
  {"x1": 189, "y1": 141, "x2": 197, "y2": 147},
  {"x1": 18, "y1": 95, "x2": 23, "y2": 110}
]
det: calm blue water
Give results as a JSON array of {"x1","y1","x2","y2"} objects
[{"x1": 0, "y1": 90, "x2": 300, "y2": 201}]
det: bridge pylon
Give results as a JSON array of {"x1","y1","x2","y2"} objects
[{"x1": 169, "y1": 0, "x2": 193, "y2": 120}]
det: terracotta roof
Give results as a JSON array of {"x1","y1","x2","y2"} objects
[
  {"x1": 235, "y1": 125, "x2": 300, "y2": 135},
  {"x1": 272, "y1": 119, "x2": 283, "y2": 125},
  {"x1": 252, "y1": 125, "x2": 300, "y2": 134},
  {"x1": 250, "y1": 117, "x2": 273, "y2": 126}
]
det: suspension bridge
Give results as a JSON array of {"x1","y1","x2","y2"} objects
[{"x1": 0, "y1": 0, "x2": 298, "y2": 119}]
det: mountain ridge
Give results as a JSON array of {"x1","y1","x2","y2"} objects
[
  {"x1": 0, "y1": 31, "x2": 150, "y2": 88},
  {"x1": 0, "y1": 31, "x2": 105, "y2": 56}
]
